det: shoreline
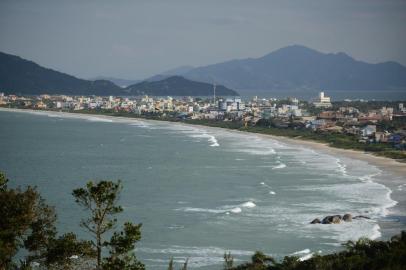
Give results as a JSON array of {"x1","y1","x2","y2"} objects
[
  {"x1": 2, "y1": 107, "x2": 405, "y2": 177},
  {"x1": 2, "y1": 107, "x2": 406, "y2": 235}
]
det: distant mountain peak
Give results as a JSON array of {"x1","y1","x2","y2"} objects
[{"x1": 179, "y1": 45, "x2": 406, "y2": 91}]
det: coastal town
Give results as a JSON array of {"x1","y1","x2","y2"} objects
[{"x1": 1, "y1": 91, "x2": 406, "y2": 153}]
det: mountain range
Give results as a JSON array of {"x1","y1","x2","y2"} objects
[
  {"x1": 0, "y1": 51, "x2": 237, "y2": 96},
  {"x1": 1, "y1": 45, "x2": 406, "y2": 96},
  {"x1": 164, "y1": 45, "x2": 406, "y2": 91}
]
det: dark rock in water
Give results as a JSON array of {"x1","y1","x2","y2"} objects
[
  {"x1": 310, "y1": 218, "x2": 321, "y2": 224},
  {"x1": 311, "y1": 214, "x2": 364, "y2": 224},
  {"x1": 353, "y1": 215, "x2": 370, "y2": 220},
  {"x1": 322, "y1": 215, "x2": 342, "y2": 224},
  {"x1": 343, "y1": 213, "x2": 352, "y2": 222}
]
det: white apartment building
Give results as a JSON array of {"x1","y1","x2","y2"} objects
[{"x1": 313, "y1": 92, "x2": 332, "y2": 108}]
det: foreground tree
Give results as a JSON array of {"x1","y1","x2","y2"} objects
[
  {"x1": 102, "y1": 222, "x2": 143, "y2": 270},
  {"x1": 72, "y1": 180, "x2": 144, "y2": 270},
  {"x1": 0, "y1": 172, "x2": 56, "y2": 268},
  {"x1": 44, "y1": 233, "x2": 95, "y2": 269},
  {"x1": 0, "y1": 171, "x2": 94, "y2": 269}
]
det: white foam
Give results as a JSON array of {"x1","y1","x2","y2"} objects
[
  {"x1": 190, "y1": 133, "x2": 219, "y2": 147},
  {"x1": 46, "y1": 114, "x2": 60, "y2": 118},
  {"x1": 335, "y1": 159, "x2": 348, "y2": 176},
  {"x1": 130, "y1": 121, "x2": 152, "y2": 128},
  {"x1": 138, "y1": 245, "x2": 253, "y2": 256},
  {"x1": 138, "y1": 245, "x2": 253, "y2": 268},
  {"x1": 292, "y1": 249, "x2": 310, "y2": 255},
  {"x1": 208, "y1": 136, "x2": 220, "y2": 147},
  {"x1": 86, "y1": 116, "x2": 113, "y2": 122},
  {"x1": 315, "y1": 219, "x2": 383, "y2": 243},
  {"x1": 230, "y1": 207, "x2": 242, "y2": 213},
  {"x1": 272, "y1": 163, "x2": 286, "y2": 169},
  {"x1": 178, "y1": 207, "x2": 225, "y2": 214},
  {"x1": 168, "y1": 224, "x2": 185, "y2": 230},
  {"x1": 269, "y1": 191, "x2": 276, "y2": 195},
  {"x1": 241, "y1": 201, "x2": 256, "y2": 208},
  {"x1": 370, "y1": 224, "x2": 382, "y2": 240},
  {"x1": 177, "y1": 201, "x2": 188, "y2": 204},
  {"x1": 177, "y1": 204, "x2": 245, "y2": 214},
  {"x1": 238, "y1": 148, "x2": 276, "y2": 156},
  {"x1": 299, "y1": 253, "x2": 313, "y2": 261}
]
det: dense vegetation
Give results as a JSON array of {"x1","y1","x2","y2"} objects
[
  {"x1": 0, "y1": 171, "x2": 143, "y2": 270},
  {"x1": 226, "y1": 234, "x2": 406, "y2": 270}
]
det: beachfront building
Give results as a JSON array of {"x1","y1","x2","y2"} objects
[
  {"x1": 313, "y1": 92, "x2": 332, "y2": 108},
  {"x1": 218, "y1": 97, "x2": 245, "y2": 112},
  {"x1": 360, "y1": 125, "x2": 377, "y2": 138}
]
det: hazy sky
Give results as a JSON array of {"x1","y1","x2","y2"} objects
[{"x1": 1, "y1": 0, "x2": 405, "y2": 80}]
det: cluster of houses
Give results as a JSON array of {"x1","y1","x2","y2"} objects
[{"x1": 1, "y1": 91, "x2": 405, "y2": 147}]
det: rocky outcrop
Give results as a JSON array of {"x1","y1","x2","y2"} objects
[
  {"x1": 353, "y1": 215, "x2": 371, "y2": 220},
  {"x1": 343, "y1": 213, "x2": 352, "y2": 222},
  {"x1": 310, "y1": 218, "x2": 321, "y2": 224},
  {"x1": 310, "y1": 213, "x2": 369, "y2": 224},
  {"x1": 322, "y1": 215, "x2": 342, "y2": 224}
]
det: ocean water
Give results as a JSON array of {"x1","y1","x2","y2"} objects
[{"x1": 0, "y1": 109, "x2": 405, "y2": 269}]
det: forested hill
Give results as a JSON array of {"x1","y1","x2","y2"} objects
[
  {"x1": 125, "y1": 76, "x2": 239, "y2": 96},
  {"x1": 0, "y1": 51, "x2": 125, "y2": 96}
]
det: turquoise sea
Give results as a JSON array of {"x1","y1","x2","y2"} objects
[{"x1": 0, "y1": 109, "x2": 405, "y2": 269}]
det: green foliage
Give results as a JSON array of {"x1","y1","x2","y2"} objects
[
  {"x1": 23, "y1": 195, "x2": 57, "y2": 264},
  {"x1": 44, "y1": 232, "x2": 95, "y2": 269},
  {"x1": 0, "y1": 171, "x2": 56, "y2": 269},
  {"x1": 0, "y1": 171, "x2": 97, "y2": 269},
  {"x1": 102, "y1": 222, "x2": 144, "y2": 270},
  {"x1": 0, "y1": 172, "x2": 8, "y2": 191},
  {"x1": 73, "y1": 180, "x2": 144, "y2": 270},
  {"x1": 231, "y1": 251, "x2": 276, "y2": 270},
  {"x1": 229, "y1": 231, "x2": 406, "y2": 270},
  {"x1": 72, "y1": 180, "x2": 123, "y2": 268}
]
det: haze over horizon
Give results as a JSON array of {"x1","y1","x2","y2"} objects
[{"x1": 1, "y1": 0, "x2": 405, "y2": 80}]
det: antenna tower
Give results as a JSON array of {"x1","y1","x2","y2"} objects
[{"x1": 213, "y1": 82, "x2": 216, "y2": 105}]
